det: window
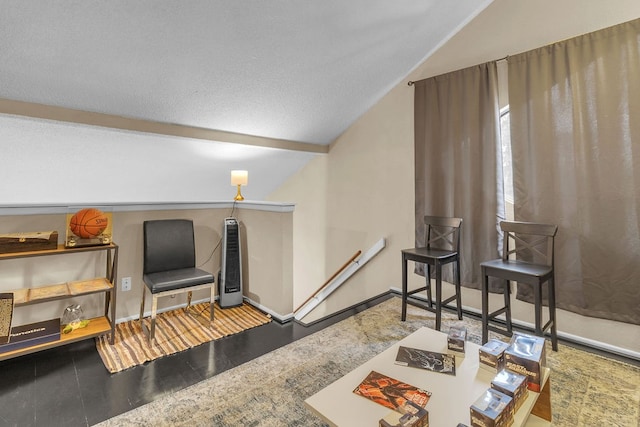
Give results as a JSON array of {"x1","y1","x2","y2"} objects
[{"x1": 500, "y1": 107, "x2": 514, "y2": 221}]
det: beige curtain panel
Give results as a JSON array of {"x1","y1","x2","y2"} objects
[
  {"x1": 414, "y1": 62, "x2": 504, "y2": 290},
  {"x1": 508, "y1": 18, "x2": 640, "y2": 324}
]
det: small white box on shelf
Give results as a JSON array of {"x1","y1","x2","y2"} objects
[
  {"x1": 447, "y1": 325, "x2": 467, "y2": 356},
  {"x1": 479, "y1": 339, "x2": 509, "y2": 373},
  {"x1": 491, "y1": 369, "x2": 528, "y2": 414},
  {"x1": 379, "y1": 400, "x2": 429, "y2": 427},
  {"x1": 470, "y1": 388, "x2": 513, "y2": 427}
]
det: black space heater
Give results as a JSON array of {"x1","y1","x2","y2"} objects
[{"x1": 219, "y1": 217, "x2": 243, "y2": 308}]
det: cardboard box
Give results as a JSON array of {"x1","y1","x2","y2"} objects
[
  {"x1": 504, "y1": 333, "x2": 546, "y2": 392},
  {"x1": 379, "y1": 400, "x2": 429, "y2": 427},
  {"x1": 470, "y1": 388, "x2": 513, "y2": 427},
  {"x1": 491, "y1": 369, "x2": 528, "y2": 413},
  {"x1": 447, "y1": 325, "x2": 466, "y2": 356},
  {"x1": 479, "y1": 339, "x2": 509, "y2": 373}
]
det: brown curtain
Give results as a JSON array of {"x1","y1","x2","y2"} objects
[
  {"x1": 414, "y1": 62, "x2": 505, "y2": 290},
  {"x1": 508, "y1": 18, "x2": 640, "y2": 324}
]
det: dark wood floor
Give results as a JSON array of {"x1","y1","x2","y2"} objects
[{"x1": 0, "y1": 294, "x2": 392, "y2": 427}]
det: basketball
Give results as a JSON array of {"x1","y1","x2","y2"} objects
[{"x1": 69, "y1": 208, "x2": 109, "y2": 239}]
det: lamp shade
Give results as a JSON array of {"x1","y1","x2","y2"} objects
[{"x1": 230, "y1": 170, "x2": 248, "y2": 186}]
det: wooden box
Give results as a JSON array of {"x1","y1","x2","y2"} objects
[{"x1": 0, "y1": 231, "x2": 58, "y2": 254}]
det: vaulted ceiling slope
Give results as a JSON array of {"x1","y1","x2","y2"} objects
[{"x1": 0, "y1": 1, "x2": 492, "y2": 146}]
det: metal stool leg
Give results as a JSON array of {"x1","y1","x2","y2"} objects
[
  {"x1": 149, "y1": 295, "x2": 158, "y2": 342},
  {"x1": 214, "y1": 285, "x2": 216, "y2": 322},
  {"x1": 139, "y1": 286, "x2": 147, "y2": 322}
]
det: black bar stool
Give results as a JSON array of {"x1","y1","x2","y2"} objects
[
  {"x1": 401, "y1": 215, "x2": 463, "y2": 331},
  {"x1": 480, "y1": 220, "x2": 558, "y2": 350}
]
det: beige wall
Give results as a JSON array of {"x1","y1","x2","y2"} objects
[
  {"x1": 269, "y1": 83, "x2": 415, "y2": 320},
  {"x1": 269, "y1": 0, "x2": 640, "y2": 356},
  {"x1": 237, "y1": 208, "x2": 294, "y2": 316},
  {"x1": 0, "y1": 203, "x2": 293, "y2": 326},
  {"x1": 269, "y1": 155, "x2": 328, "y2": 309}
]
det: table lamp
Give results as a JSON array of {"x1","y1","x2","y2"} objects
[{"x1": 231, "y1": 170, "x2": 248, "y2": 201}]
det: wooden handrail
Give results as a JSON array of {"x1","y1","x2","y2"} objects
[{"x1": 293, "y1": 250, "x2": 362, "y2": 314}]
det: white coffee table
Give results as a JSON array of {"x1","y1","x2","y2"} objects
[{"x1": 305, "y1": 326, "x2": 551, "y2": 427}]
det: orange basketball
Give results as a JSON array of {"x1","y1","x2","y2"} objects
[{"x1": 69, "y1": 208, "x2": 109, "y2": 239}]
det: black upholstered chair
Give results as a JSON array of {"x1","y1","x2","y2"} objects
[
  {"x1": 140, "y1": 219, "x2": 215, "y2": 343},
  {"x1": 401, "y1": 215, "x2": 463, "y2": 331},
  {"x1": 480, "y1": 220, "x2": 558, "y2": 350}
]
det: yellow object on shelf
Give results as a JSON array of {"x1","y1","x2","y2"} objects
[{"x1": 62, "y1": 319, "x2": 90, "y2": 334}]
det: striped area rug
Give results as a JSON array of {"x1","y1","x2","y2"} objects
[{"x1": 95, "y1": 302, "x2": 271, "y2": 373}]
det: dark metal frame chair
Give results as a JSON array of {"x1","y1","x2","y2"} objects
[
  {"x1": 401, "y1": 215, "x2": 463, "y2": 330},
  {"x1": 480, "y1": 220, "x2": 558, "y2": 350},
  {"x1": 140, "y1": 219, "x2": 215, "y2": 343}
]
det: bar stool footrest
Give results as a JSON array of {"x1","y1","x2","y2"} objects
[
  {"x1": 405, "y1": 298, "x2": 460, "y2": 317},
  {"x1": 406, "y1": 287, "x2": 429, "y2": 296},
  {"x1": 488, "y1": 306, "x2": 509, "y2": 319},
  {"x1": 486, "y1": 323, "x2": 513, "y2": 337}
]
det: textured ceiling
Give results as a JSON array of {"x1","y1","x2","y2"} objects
[{"x1": 0, "y1": 0, "x2": 492, "y2": 146}]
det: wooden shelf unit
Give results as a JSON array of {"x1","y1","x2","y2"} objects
[
  {"x1": 11, "y1": 278, "x2": 113, "y2": 306},
  {"x1": 0, "y1": 243, "x2": 118, "y2": 361}
]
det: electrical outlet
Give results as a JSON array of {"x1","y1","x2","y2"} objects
[{"x1": 121, "y1": 277, "x2": 132, "y2": 292}]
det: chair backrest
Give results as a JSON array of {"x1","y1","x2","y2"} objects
[
  {"x1": 424, "y1": 215, "x2": 463, "y2": 252},
  {"x1": 500, "y1": 220, "x2": 558, "y2": 267},
  {"x1": 143, "y1": 219, "x2": 197, "y2": 274}
]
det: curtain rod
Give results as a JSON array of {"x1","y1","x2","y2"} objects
[{"x1": 407, "y1": 55, "x2": 509, "y2": 86}]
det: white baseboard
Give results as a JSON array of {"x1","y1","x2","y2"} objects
[{"x1": 242, "y1": 296, "x2": 294, "y2": 323}]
